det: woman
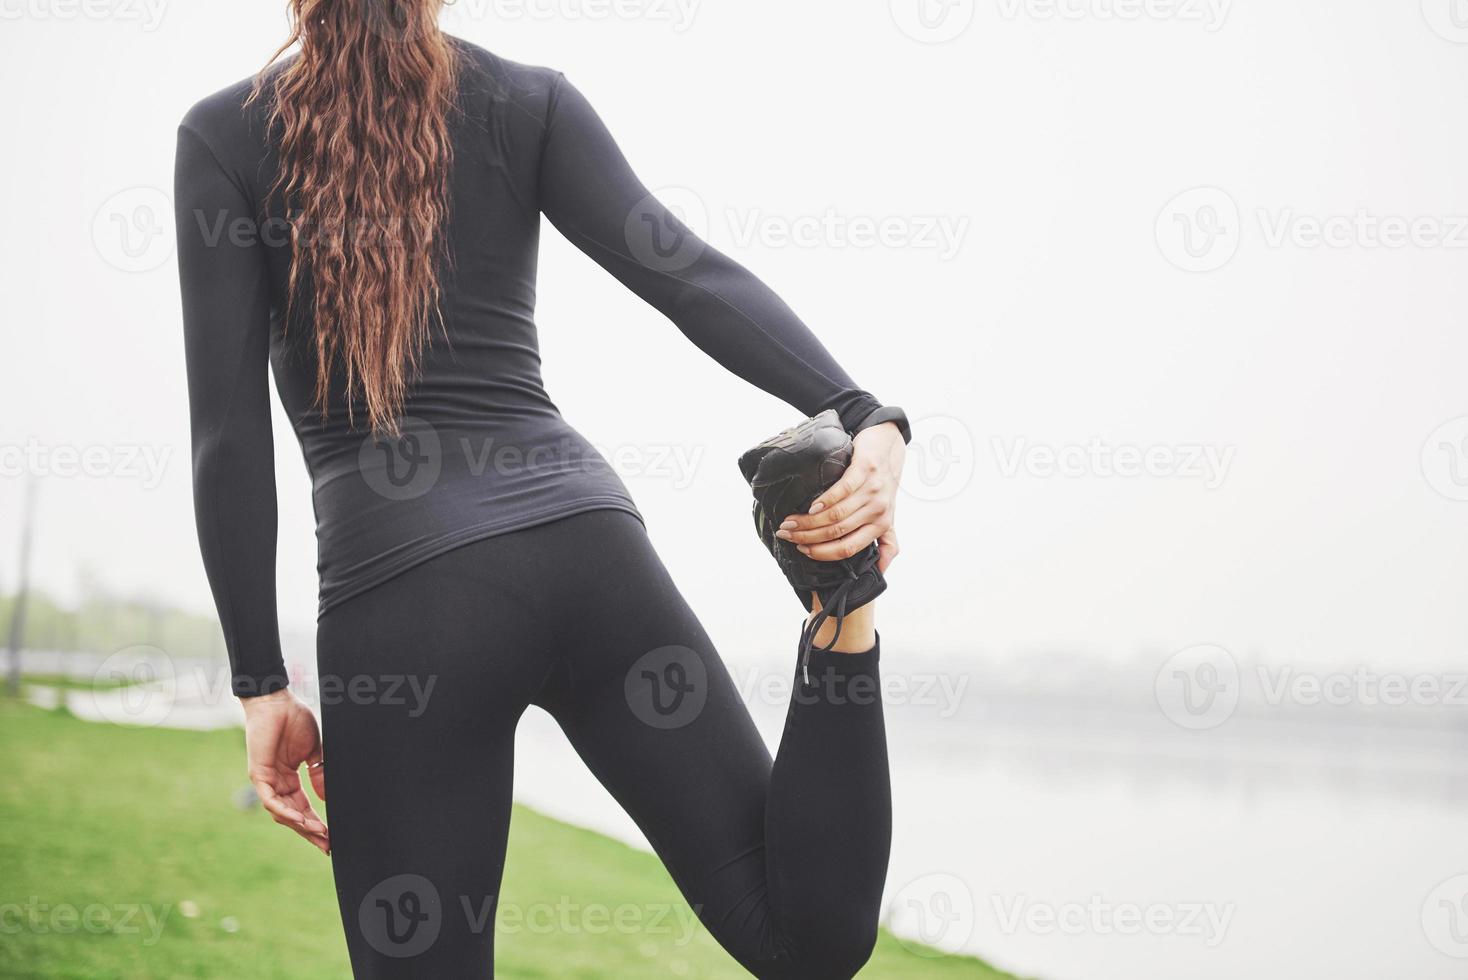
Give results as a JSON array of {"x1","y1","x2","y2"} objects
[{"x1": 174, "y1": 2, "x2": 909, "y2": 976}]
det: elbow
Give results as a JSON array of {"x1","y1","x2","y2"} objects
[
  {"x1": 190, "y1": 424, "x2": 233, "y2": 487},
  {"x1": 190, "y1": 420, "x2": 274, "y2": 514}
]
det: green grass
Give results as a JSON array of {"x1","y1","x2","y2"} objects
[
  {"x1": 0, "y1": 703, "x2": 1013, "y2": 978},
  {"x1": 15, "y1": 673, "x2": 135, "y2": 691}
]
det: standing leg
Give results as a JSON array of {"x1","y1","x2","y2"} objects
[
  {"x1": 317, "y1": 537, "x2": 556, "y2": 978},
  {"x1": 533, "y1": 511, "x2": 892, "y2": 979}
]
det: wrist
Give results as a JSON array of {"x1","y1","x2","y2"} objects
[
  {"x1": 851, "y1": 405, "x2": 911, "y2": 445},
  {"x1": 240, "y1": 687, "x2": 294, "y2": 710},
  {"x1": 231, "y1": 668, "x2": 290, "y2": 700}
]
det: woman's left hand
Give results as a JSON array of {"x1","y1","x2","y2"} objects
[{"x1": 775, "y1": 421, "x2": 906, "y2": 573}]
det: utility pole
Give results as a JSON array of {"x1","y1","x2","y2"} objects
[{"x1": 5, "y1": 479, "x2": 37, "y2": 698}]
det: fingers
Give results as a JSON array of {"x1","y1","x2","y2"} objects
[
  {"x1": 805, "y1": 458, "x2": 875, "y2": 518},
  {"x1": 795, "y1": 520, "x2": 884, "y2": 562},
  {"x1": 780, "y1": 479, "x2": 877, "y2": 536},
  {"x1": 778, "y1": 498, "x2": 887, "y2": 546},
  {"x1": 254, "y1": 771, "x2": 331, "y2": 855},
  {"x1": 293, "y1": 795, "x2": 331, "y2": 855},
  {"x1": 876, "y1": 528, "x2": 900, "y2": 574},
  {"x1": 777, "y1": 451, "x2": 900, "y2": 563},
  {"x1": 307, "y1": 756, "x2": 327, "y2": 803}
]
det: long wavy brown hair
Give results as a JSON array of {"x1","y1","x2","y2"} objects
[{"x1": 249, "y1": 0, "x2": 459, "y2": 433}]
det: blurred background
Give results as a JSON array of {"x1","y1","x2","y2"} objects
[{"x1": 3, "y1": 0, "x2": 1468, "y2": 977}]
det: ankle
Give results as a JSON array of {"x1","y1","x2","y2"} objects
[{"x1": 807, "y1": 594, "x2": 877, "y2": 653}]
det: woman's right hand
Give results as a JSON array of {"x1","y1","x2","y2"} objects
[
  {"x1": 776, "y1": 420, "x2": 906, "y2": 573},
  {"x1": 241, "y1": 689, "x2": 330, "y2": 855}
]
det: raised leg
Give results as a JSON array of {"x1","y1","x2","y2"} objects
[{"x1": 535, "y1": 511, "x2": 893, "y2": 979}]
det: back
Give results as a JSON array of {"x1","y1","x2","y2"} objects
[
  {"x1": 175, "y1": 36, "x2": 882, "y2": 692},
  {"x1": 178, "y1": 43, "x2": 638, "y2": 615}
]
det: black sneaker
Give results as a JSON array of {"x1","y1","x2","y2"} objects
[{"x1": 738, "y1": 410, "x2": 886, "y2": 682}]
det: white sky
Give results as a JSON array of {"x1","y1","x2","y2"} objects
[{"x1": 2, "y1": 0, "x2": 1466, "y2": 671}]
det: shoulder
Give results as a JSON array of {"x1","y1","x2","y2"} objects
[
  {"x1": 450, "y1": 36, "x2": 561, "y2": 94},
  {"x1": 449, "y1": 36, "x2": 565, "y2": 119},
  {"x1": 180, "y1": 71, "x2": 268, "y2": 138},
  {"x1": 177, "y1": 69, "x2": 277, "y2": 173}
]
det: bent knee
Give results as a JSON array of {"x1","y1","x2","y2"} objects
[{"x1": 784, "y1": 914, "x2": 879, "y2": 979}]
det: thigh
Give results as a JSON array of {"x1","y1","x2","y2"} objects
[
  {"x1": 534, "y1": 512, "x2": 784, "y2": 967},
  {"x1": 317, "y1": 536, "x2": 557, "y2": 978}
]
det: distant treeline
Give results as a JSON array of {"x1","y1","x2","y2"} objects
[{"x1": 0, "y1": 590, "x2": 226, "y2": 662}]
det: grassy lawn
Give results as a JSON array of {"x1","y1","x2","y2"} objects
[
  {"x1": 0, "y1": 703, "x2": 1014, "y2": 979},
  {"x1": 12, "y1": 674, "x2": 134, "y2": 691}
]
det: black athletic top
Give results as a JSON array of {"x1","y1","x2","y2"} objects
[{"x1": 175, "y1": 39, "x2": 888, "y2": 697}]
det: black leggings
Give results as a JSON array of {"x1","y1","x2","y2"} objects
[{"x1": 317, "y1": 509, "x2": 892, "y2": 978}]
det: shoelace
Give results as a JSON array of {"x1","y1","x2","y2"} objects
[{"x1": 796, "y1": 563, "x2": 864, "y2": 686}]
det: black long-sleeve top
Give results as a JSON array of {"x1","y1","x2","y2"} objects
[{"x1": 175, "y1": 40, "x2": 886, "y2": 697}]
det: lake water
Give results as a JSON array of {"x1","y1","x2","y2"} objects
[
  {"x1": 25, "y1": 648, "x2": 1468, "y2": 978},
  {"x1": 513, "y1": 658, "x2": 1468, "y2": 980}
]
